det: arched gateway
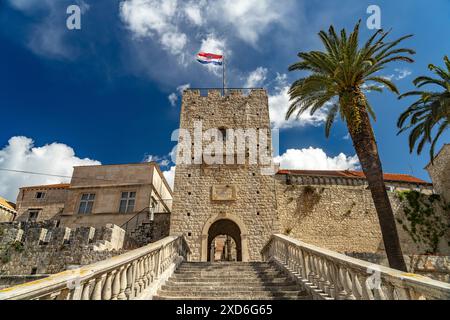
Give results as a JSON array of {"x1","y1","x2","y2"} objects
[{"x1": 201, "y1": 214, "x2": 249, "y2": 262}]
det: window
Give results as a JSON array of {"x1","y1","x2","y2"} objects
[
  {"x1": 78, "y1": 193, "x2": 95, "y2": 214},
  {"x1": 119, "y1": 192, "x2": 136, "y2": 213},
  {"x1": 28, "y1": 210, "x2": 40, "y2": 222},
  {"x1": 35, "y1": 192, "x2": 46, "y2": 199}
]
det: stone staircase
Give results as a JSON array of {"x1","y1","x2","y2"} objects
[{"x1": 154, "y1": 262, "x2": 311, "y2": 300}]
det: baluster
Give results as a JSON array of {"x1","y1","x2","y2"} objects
[
  {"x1": 300, "y1": 249, "x2": 308, "y2": 280},
  {"x1": 117, "y1": 265, "x2": 128, "y2": 300},
  {"x1": 91, "y1": 275, "x2": 105, "y2": 300},
  {"x1": 102, "y1": 271, "x2": 114, "y2": 300},
  {"x1": 326, "y1": 262, "x2": 337, "y2": 299},
  {"x1": 128, "y1": 262, "x2": 136, "y2": 299},
  {"x1": 387, "y1": 284, "x2": 403, "y2": 300},
  {"x1": 336, "y1": 267, "x2": 348, "y2": 300},
  {"x1": 359, "y1": 275, "x2": 374, "y2": 300},
  {"x1": 312, "y1": 256, "x2": 321, "y2": 289},
  {"x1": 341, "y1": 269, "x2": 356, "y2": 300},
  {"x1": 314, "y1": 257, "x2": 323, "y2": 291},
  {"x1": 349, "y1": 271, "x2": 362, "y2": 300},
  {"x1": 144, "y1": 255, "x2": 151, "y2": 288},
  {"x1": 111, "y1": 269, "x2": 121, "y2": 300},
  {"x1": 137, "y1": 258, "x2": 144, "y2": 294},
  {"x1": 69, "y1": 282, "x2": 84, "y2": 300},
  {"x1": 322, "y1": 260, "x2": 332, "y2": 297},
  {"x1": 81, "y1": 279, "x2": 94, "y2": 300}
]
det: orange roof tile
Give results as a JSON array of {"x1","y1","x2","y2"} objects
[
  {"x1": 20, "y1": 183, "x2": 71, "y2": 190},
  {"x1": 277, "y1": 170, "x2": 431, "y2": 185},
  {"x1": 0, "y1": 196, "x2": 16, "y2": 211}
]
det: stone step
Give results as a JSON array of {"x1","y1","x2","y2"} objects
[
  {"x1": 169, "y1": 275, "x2": 289, "y2": 281},
  {"x1": 181, "y1": 262, "x2": 271, "y2": 267},
  {"x1": 176, "y1": 266, "x2": 276, "y2": 272},
  {"x1": 156, "y1": 290, "x2": 307, "y2": 299},
  {"x1": 164, "y1": 279, "x2": 296, "y2": 287},
  {"x1": 173, "y1": 270, "x2": 284, "y2": 277},
  {"x1": 168, "y1": 274, "x2": 291, "y2": 281},
  {"x1": 153, "y1": 295, "x2": 310, "y2": 301},
  {"x1": 160, "y1": 285, "x2": 301, "y2": 292},
  {"x1": 156, "y1": 262, "x2": 310, "y2": 300}
]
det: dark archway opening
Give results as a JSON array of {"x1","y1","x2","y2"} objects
[{"x1": 207, "y1": 219, "x2": 242, "y2": 262}]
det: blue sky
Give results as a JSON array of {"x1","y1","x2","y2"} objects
[{"x1": 0, "y1": 0, "x2": 449, "y2": 201}]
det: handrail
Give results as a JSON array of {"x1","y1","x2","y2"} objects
[
  {"x1": 0, "y1": 236, "x2": 190, "y2": 300},
  {"x1": 120, "y1": 207, "x2": 151, "y2": 231},
  {"x1": 262, "y1": 234, "x2": 450, "y2": 300}
]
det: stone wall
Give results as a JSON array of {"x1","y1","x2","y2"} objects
[
  {"x1": 0, "y1": 207, "x2": 14, "y2": 223},
  {"x1": 426, "y1": 144, "x2": 450, "y2": 202},
  {"x1": 275, "y1": 174, "x2": 450, "y2": 256},
  {"x1": 171, "y1": 90, "x2": 280, "y2": 262},
  {"x1": 0, "y1": 221, "x2": 126, "y2": 275}
]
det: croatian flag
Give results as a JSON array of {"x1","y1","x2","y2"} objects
[{"x1": 197, "y1": 52, "x2": 223, "y2": 66}]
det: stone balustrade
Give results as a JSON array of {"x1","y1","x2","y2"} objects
[
  {"x1": 262, "y1": 234, "x2": 450, "y2": 300},
  {"x1": 0, "y1": 236, "x2": 190, "y2": 300}
]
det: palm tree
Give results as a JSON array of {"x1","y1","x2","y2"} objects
[
  {"x1": 398, "y1": 56, "x2": 450, "y2": 161},
  {"x1": 286, "y1": 21, "x2": 415, "y2": 271}
]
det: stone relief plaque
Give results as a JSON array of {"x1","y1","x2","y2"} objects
[{"x1": 211, "y1": 185, "x2": 236, "y2": 201}]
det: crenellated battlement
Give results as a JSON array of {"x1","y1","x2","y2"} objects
[
  {"x1": 0, "y1": 221, "x2": 127, "y2": 275},
  {"x1": 0, "y1": 221, "x2": 125, "y2": 251},
  {"x1": 183, "y1": 88, "x2": 266, "y2": 99}
]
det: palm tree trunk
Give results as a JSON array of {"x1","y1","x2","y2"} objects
[{"x1": 347, "y1": 105, "x2": 408, "y2": 272}]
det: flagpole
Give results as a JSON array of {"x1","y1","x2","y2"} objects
[{"x1": 223, "y1": 55, "x2": 226, "y2": 96}]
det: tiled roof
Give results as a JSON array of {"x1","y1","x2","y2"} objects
[
  {"x1": 0, "y1": 196, "x2": 16, "y2": 211},
  {"x1": 277, "y1": 170, "x2": 431, "y2": 185},
  {"x1": 20, "y1": 183, "x2": 71, "y2": 190}
]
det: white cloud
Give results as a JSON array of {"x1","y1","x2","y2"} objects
[
  {"x1": 163, "y1": 166, "x2": 176, "y2": 189},
  {"x1": 168, "y1": 93, "x2": 178, "y2": 107},
  {"x1": 394, "y1": 68, "x2": 412, "y2": 80},
  {"x1": 269, "y1": 85, "x2": 328, "y2": 130},
  {"x1": 120, "y1": 0, "x2": 188, "y2": 56},
  {"x1": 0, "y1": 136, "x2": 101, "y2": 201},
  {"x1": 168, "y1": 83, "x2": 190, "y2": 107},
  {"x1": 119, "y1": 0, "x2": 288, "y2": 61},
  {"x1": 184, "y1": 2, "x2": 204, "y2": 25},
  {"x1": 213, "y1": 0, "x2": 287, "y2": 45},
  {"x1": 160, "y1": 32, "x2": 187, "y2": 55},
  {"x1": 274, "y1": 147, "x2": 360, "y2": 171},
  {"x1": 244, "y1": 67, "x2": 267, "y2": 88},
  {"x1": 6, "y1": 0, "x2": 90, "y2": 59}
]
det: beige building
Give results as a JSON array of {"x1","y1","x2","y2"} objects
[
  {"x1": 0, "y1": 197, "x2": 16, "y2": 222},
  {"x1": 59, "y1": 162, "x2": 172, "y2": 229},
  {"x1": 15, "y1": 184, "x2": 69, "y2": 222},
  {"x1": 14, "y1": 163, "x2": 173, "y2": 232}
]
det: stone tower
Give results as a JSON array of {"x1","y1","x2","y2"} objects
[{"x1": 170, "y1": 89, "x2": 280, "y2": 262}]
